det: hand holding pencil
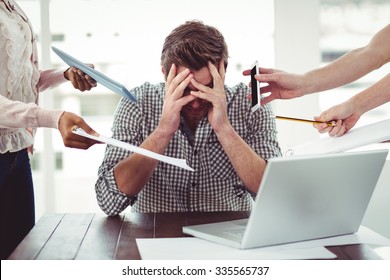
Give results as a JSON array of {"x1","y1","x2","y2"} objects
[
  {"x1": 274, "y1": 100, "x2": 360, "y2": 138},
  {"x1": 313, "y1": 101, "x2": 362, "y2": 137}
]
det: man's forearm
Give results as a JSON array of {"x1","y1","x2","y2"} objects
[
  {"x1": 113, "y1": 128, "x2": 173, "y2": 196},
  {"x1": 215, "y1": 124, "x2": 267, "y2": 193}
]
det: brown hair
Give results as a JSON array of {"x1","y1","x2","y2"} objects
[{"x1": 161, "y1": 20, "x2": 228, "y2": 78}]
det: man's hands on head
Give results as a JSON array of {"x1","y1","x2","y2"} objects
[
  {"x1": 159, "y1": 61, "x2": 231, "y2": 136},
  {"x1": 159, "y1": 64, "x2": 195, "y2": 136},
  {"x1": 189, "y1": 61, "x2": 230, "y2": 133}
]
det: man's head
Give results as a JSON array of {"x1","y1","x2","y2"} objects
[{"x1": 161, "y1": 20, "x2": 228, "y2": 79}]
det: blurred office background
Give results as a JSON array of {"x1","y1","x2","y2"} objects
[{"x1": 17, "y1": 0, "x2": 390, "y2": 239}]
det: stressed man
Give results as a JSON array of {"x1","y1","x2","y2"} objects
[{"x1": 95, "y1": 20, "x2": 281, "y2": 215}]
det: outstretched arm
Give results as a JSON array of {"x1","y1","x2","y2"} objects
[
  {"x1": 314, "y1": 73, "x2": 390, "y2": 136},
  {"x1": 243, "y1": 24, "x2": 390, "y2": 105}
]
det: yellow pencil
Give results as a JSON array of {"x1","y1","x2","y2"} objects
[{"x1": 274, "y1": 115, "x2": 336, "y2": 127}]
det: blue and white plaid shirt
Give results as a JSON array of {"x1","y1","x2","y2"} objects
[{"x1": 95, "y1": 82, "x2": 281, "y2": 215}]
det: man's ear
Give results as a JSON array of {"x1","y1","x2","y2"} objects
[{"x1": 161, "y1": 65, "x2": 166, "y2": 80}]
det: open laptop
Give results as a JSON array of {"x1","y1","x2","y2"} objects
[{"x1": 183, "y1": 149, "x2": 388, "y2": 249}]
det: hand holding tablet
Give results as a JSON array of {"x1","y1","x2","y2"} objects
[{"x1": 52, "y1": 46, "x2": 137, "y2": 102}]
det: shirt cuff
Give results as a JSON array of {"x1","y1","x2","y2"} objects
[{"x1": 36, "y1": 107, "x2": 64, "y2": 129}]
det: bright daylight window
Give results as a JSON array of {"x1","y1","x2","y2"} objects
[{"x1": 319, "y1": 0, "x2": 390, "y2": 126}]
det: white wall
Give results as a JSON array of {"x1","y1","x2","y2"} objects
[{"x1": 273, "y1": 0, "x2": 321, "y2": 154}]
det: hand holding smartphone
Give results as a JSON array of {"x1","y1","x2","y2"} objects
[{"x1": 250, "y1": 61, "x2": 260, "y2": 112}]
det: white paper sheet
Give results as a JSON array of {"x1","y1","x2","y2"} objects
[
  {"x1": 259, "y1": 226, "x2": 390, "y2": 250},
  {"x1": 73, "y1": 127, "x2": 194, "y2": 171},
  {"x1": 136, "y1": 238, "x2": 336, "y2": 260},
  {"x1": 136, "y1": 226, "x2": 390, "y2": 260},
  {"x1": 287, "y1": 118, "x2": 390, "y2": 156}
]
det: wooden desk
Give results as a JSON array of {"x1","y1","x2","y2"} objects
[{"x1": 8, "y1": 212, "x2": 382, "y2": 260}]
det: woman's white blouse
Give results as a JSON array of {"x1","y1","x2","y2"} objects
[{"x1": 0, "y1": 0, "x2": 65, "y2": 153}]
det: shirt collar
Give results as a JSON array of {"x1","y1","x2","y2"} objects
[
  {"x1": 2, "y1": 0, "x2": 29, "y2": 22},
  {"x1": 2, "y1": 0, "x2": 14, "y2": 12}
]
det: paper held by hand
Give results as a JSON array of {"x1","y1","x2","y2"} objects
[
  {"x1": 287, "y1": 118, "x2": 390, "y2": 156},
  {"x1": 73, "y1": 127, "x2": 194, "y2": 171}
]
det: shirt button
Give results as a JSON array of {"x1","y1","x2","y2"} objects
[
  {"x1": 194, "y1": 150, "x2": 198, "y2": 156},
  {"x1": 191, "y1": 182, "x2": 196, "y2": 187}
]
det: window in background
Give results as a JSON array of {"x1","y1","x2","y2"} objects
[{"x1": 319, "y1": 0, "x2": 390, "y2": 126}]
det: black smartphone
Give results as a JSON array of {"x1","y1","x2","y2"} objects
[{"x1": 250, "y1": 61, "x2": 260, "y2": 112}]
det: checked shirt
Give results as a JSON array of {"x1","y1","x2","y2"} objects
[{"x1": 95, "y1": 82, "x2": 281, "y2": 215}]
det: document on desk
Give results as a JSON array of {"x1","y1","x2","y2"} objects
[
  {"x1": 52, "y1": 46, "x2": 137, "y2": 102},
  {"x1": 287, "y1": 118, "x2": 390, "y2": 156},
  {"x1": 136, "y1": 238, "x2": 335, "y2": 260},
  {"x1": 136, "y1": 226, "x2": 390, "y2": 259},
  {"x1": 73, "y1": 128, "x2": 194, "y2": 171}
]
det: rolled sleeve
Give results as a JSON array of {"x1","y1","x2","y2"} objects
[
  {"x1": 95, "y1": 167, "x2": 137, "y2": 216},
  {"x1": 95, "y1": 95, "x2": 142, "y2": 216},
  {"x1": 249, "y1": 102, "x2": 282, "y2": 160}
]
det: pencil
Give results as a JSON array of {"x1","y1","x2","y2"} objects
[{"x1": 274, "y1": 115, "x2": 336, "y2": 127}]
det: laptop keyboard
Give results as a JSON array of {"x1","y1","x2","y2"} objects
[
  {"x1": 223, "y1": 228, "x2": 245, "y2": 240},
  {"x1": 230, "y1": 219, "x2": 248, "y2": 226}
]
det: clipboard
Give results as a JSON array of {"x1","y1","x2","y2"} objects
[{"x1": 52, "y1": 46, "x2": 137, "y2": 102}]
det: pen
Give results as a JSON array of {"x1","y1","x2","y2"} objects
[{"x1": 274, "y1": 115, "x2": 336, "y2": 127}]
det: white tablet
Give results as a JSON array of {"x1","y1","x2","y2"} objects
[{"x1": 52, "y1": 46, "x2": 137, "y2": 102}]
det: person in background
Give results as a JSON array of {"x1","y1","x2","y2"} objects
[
  {"x1": 244, "y1": 24, "x2": 390, "y2": 137},
  {"x1": 0, "y1": 0, "x2": 99, "y2": 259},
  {"x1": 95, "y1": 20, "x2": 281, "y2": 216}
]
